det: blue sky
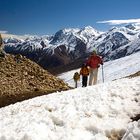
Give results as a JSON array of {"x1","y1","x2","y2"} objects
[{"x1": 0, "y1": 0, "x2": 140, "y2": 35}]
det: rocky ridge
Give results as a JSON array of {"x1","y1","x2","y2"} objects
[{"x1": 0, "y1": 54, "x2": 70, "y2": 107}]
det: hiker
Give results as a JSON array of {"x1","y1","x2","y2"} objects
[
  {"x1": 86, "y1": 50, "x2": 103, "y2": 85},
  {"x1": 73, "y1": 72, "x2": 80, "y2": 88},
  {"x1": 80, "y1": 63, "x2": 89, "y2": 87}
]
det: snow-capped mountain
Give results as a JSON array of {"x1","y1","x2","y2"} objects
[
  {"x1": 50, "y1": 26, "x2": 100, "y2": 45},
  {"x1": 3, "y1": 24, "x2": 140, "y2": 74},
  {"x1": 86, "y1": 24, "x2": 140, "y2": 60}
]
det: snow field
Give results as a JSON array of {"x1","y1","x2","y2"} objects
[{"x1": 0, "y1": 77, "x2": 140, "y2": 140}]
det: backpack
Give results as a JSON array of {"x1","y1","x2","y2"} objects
[{"x1": 73, "y1": 72, "x2": 80, "y2": 81}]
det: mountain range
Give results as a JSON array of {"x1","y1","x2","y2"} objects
[{"x1": 3, "y1": 24, "x2": 140, "y2": 74}]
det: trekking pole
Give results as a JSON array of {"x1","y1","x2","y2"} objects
[{"x1": 102, "y1": 64, "x2": 104, "y2": 83}]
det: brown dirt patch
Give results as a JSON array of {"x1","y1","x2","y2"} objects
[{"x1": 0, "y1": 54, "x2": 70, "y2": 108}]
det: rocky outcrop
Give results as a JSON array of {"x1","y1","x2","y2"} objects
[{"x1": 0, "y1": 54, "x2": 70, "y2": 107}]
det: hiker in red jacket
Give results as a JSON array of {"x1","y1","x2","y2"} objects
[{"x1": 86, "y1": 50, "x2": 103, "y2": 85}]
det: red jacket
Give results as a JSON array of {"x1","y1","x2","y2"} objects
[{"x1": 87, "y1": 55, "x2": 103, "y2": 69}]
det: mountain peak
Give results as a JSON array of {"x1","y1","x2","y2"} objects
[
  {"x1": 125, "y1": 24, "x2": 136, "y2": 30},
  {"x1": 63, "y1": 28, "x2": 80, "y2": 34},
  {"x1": 82, "y1": 26, "x2": 97, "y2": 31},
  {"x1": 83, "y1": 26, "x2": 94, "y2": 30},
  {"x1": 80, "y1": 26, "x2": 101, "y2": 36}
]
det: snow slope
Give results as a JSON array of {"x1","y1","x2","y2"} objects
[
  {"x1": 0, "y1": 77, "x2": 140, "y2": 140},
  {"x1": 58, "y1": 51, "x2": 140, "y2": 87}
]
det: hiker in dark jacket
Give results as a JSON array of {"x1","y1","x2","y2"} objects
[
  {"x1": 86, "y1": 50, "x2": 103, "y2": 85},
  {"x1": 80, "y1": 64, "x2": 89, "y2": 87}
]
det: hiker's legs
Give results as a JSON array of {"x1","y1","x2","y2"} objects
[
  {"x1": 83, "y1": 76, "x2": 87, "y2": 87},
  {"x1": 85, "y1": 76, "x2": 88, "y2": 86},
  {"x1": 75, "y1": 81, "x2": 78, "y2": 88},
  {"x1": 89, "y1": 69, "x2": 94, "y2": 85},
  {"x1": 89, "y1": 68, "x2": 98, "y2": 85},
  {"x1": 82, "y1": 76, "x2": 84, "y2": 87},
  {"x1": 93, "y1": 68, "x2": 98, "y2": 85}
]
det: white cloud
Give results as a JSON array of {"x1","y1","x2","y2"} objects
[
  {"x1": 97, "y1": 18, "x2": 140, "y2": 25},
  {"x1": 0, "y1": 30, "x2": 8, "y2": 34}
]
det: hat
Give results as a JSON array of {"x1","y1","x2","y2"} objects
[{"x1": 92, "y1": 50, "x2": 97, "y2": 54}]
